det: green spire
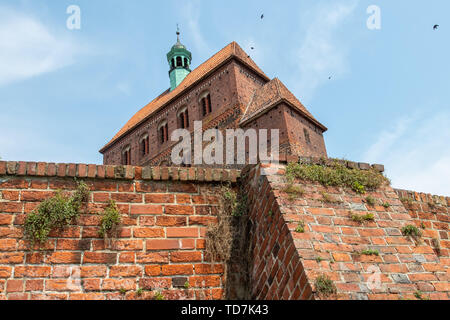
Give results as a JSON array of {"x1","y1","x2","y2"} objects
[{"x1": 167, "y1": 25, "x2": 192, "y2": 91}]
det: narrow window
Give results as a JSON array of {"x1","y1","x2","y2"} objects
[
  {"x1": 200, "y1": 93, "x2": 212, "y2": 117},
  {"x1": 179, "y1": 112, "x2": 185, "y2": 129},
  {"x1": 159, "y1": 127, "x2": 165, "y2": 144},
  {"x1": 165, "y1": 123, "x2": 168, "y2": 142},
  {"x1": 202, "y1": 98, "x2": 207, "y2": 116},
  {"x1": 176, "y1": 56, "x2": 182, "y2": 67},
  {"x1": 122, "y1": 147, "x2": 131, "y2": 165},
  {"x1": 184, "y1": 58, "x2": 188, "y2": 67},
  {"x1": 304, "y1": 128, "x2": 311, "y2": 145},
  {"x1": 207, "y1": 94, "x2": 212, "y2": 113},
  {"x1": 140, "y1": 136, "x2": 149, "y2": 157},
  {"x1": 184, "y1": 110, "x2": 189, "y2": 128},
  {"x1": 140, "y1": 139, "x2": 146, "y2": 157}
]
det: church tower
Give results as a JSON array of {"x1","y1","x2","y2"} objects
[{"x1": 167, "y1": 27, "x2": 192, "y2": 91}]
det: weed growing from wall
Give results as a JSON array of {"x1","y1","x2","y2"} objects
[
  {"x1": 365, "y1": 196, "x2": 376, "y2": 206},
  {"x1": 98, "y1": 200, "x2": 121, "y2": 238},
  {"x1": 282, "y1": 184, "x2": 305, "y2": 201},
  {"x1": 402, "y1": 224, "x2": 422, "y2": 244},
  {"x1": 314, "y1": 274, "x2": 337, "y2": 296},
  {"x1": 295, "y1": 221, "x2": 305, "y2": 233},
  {"x1": 205, "y1": 183, "x2": 252, "y2": 299},
  {"x1": 351, "y1": 213, "x2": 375, "y2": 223},
  {"x1": 23, "y1": 181, "x2": 89, "y2": 246},
  {"x1": 285, "y1": 160, "x2": 389, "y2": 194},
  {"x1": 358, "y1": 249, "x2": 379, "y2": 256},
  {"x1": 320, "y1": 192, "x2": 343, "y2": 204}
]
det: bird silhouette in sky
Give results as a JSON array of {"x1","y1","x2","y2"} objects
[
  {"x1": 261, "y1": 14, "x2": 264, "y2": 19},
  {"x1": 433, "y1": 24, "x2": 439, "y2": 30},
  {"x1": 251, "y1": 47, "x2": 254, "y2": 50}
]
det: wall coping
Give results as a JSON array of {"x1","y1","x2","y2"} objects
[
  {"x1": 394, "y1": 188, "x2": 450, "y2": 205},
  {"x1": 0, "y1": 161, "x2": 240, "y2": 183},
  {"x1": 276, "y1": 155, "x2": 385, "y2": 173}
]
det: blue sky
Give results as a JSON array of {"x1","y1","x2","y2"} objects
[{"x1": 0, "y1": 0, "x2": 449, "y2": 196}]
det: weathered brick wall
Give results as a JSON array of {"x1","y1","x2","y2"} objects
[
  {"x1": 1, "y1": 160, "x2": 448, "y2": 300},
  {"x1": 243, "y1": 160, "x2": 449, "y2": 300},
  {"x1": 242, "y1": 163, "x2": 314, "y2": 300},
  {"x1": 0, "y1": 161, "x2": 240, "y2": 300},
  {"x1": 394, "y1": 189, "x2": 449, "y2": 258}
]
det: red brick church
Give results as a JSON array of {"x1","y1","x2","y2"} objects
[{"x1": 100, "y1": 31, "x2": 328, "y2": 166}]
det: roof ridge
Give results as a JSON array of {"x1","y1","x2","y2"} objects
[{"x1": 241, "y1": 90, "x2": 258, "y2": 122}]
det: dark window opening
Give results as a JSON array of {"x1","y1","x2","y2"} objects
[
  {"x1": 304, "y1": 129, "x2": 311, "y2": 145},
  {"x1": 179, "y1": 112, "x2": 185, "y2": 129},
  {"x1": 184, "y1": 57, "x2": 188, "y2": 67},
  {"x1": 122, "y1": 149, "x2": 131, "y2": 165},
  {"x1": 176, "y1": 56, "x2": 182, "y2": 67},
  {"x1": 201, "y1": 94, "x2": 212, "y2": 117},
  {"x1": 140, "y1": 136, "x2": 149, "y2": 157},
  {"x1": 159, "y1": 123, "x2": 169, "y2": 144},
  {"x1": 178, "y1": 109, "x2": 189, "y2": 129}
]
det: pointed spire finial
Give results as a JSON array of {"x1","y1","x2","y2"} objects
[{"x1": 176, "y1": 24, "x2": 180, "y2": 42}]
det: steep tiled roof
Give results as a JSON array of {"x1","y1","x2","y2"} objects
[
  {"x1": 100, "y1": 42, "x2": 270, "y2": 153},
  {"x1": 239, "y1": 78, "x2": 327, "y2": 131}
]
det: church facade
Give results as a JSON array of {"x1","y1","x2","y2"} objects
[{"x1": 100, "y1": 34, "x2": 328, "y2": 167}]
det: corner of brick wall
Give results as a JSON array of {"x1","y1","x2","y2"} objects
[{"x1": 242, "y1": 159, "x2": 449, "y2": 300}]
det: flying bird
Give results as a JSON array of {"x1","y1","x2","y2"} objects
[
  {"x1": 328, "y1": 76, "x2": 332, "y2": 80},
  {"x1": 251, "y1": 47, "x2": 254, "y2": 50},
  {"x1": 433, "y1": 24, "x2": 439, "y2": 30},
  {"x1": 261, "y1": 14, "x2": 264, "y2": 19}
]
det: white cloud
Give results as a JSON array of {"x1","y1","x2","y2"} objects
[
  {"x1": 294, "y1": 0, "x2": 358, "y2": 103},
  {"x1": 0, "y1": 6, "x2": 80, "y2": 86},
  {"x1": 363, "y1": 111, "x2": 450, "y2": 196},
  {"x1": 183, "y1": 0, "x2": 210, "y2": 57},
  {"x1": 116, "y1": 82, "x2": 132, "y2": 95}
]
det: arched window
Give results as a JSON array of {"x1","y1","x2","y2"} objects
[
  {"x1": 140, "y1": 134, "x2": 149, "y2": 157},
  {"x1": 177, "y1": 106, "x2": 189, "y2": 129},
  {"x1": 158, "y1": 120, "x2": 169, "y2": 144},
  {"x1": 184, "y1": 57, "x2": 188, "y2": 67},
  {"x1": 176, "y1": 56, "x2": 183, "y2": 67},
  {"x1": 199, "y1": 92, "x2": 212, "y2": 117},
  {"x1": 122, "y1": 146, "x2": 131, "y2": 165},
  {"x1": 171, "y1": 59, "x2": 175, "y2": 69}
]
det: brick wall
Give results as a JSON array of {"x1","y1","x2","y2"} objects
[
  {"x1": 0, "y1": 161, "x2": 239, "y2": 300},
  {"x1": 394, "y1": 189, "x2": 449, "y2": 258},
  {"x1": 1, "y1": 160, "x2": 448, "y2": 300},
  {"x1": 242, "y1": 160, "x2": 449, "y2": 300}
]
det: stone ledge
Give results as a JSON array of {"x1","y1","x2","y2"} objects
[
  {"x1": 0, "y1": 161, "x2": 240, "y2": 183},
  {"x1": 275, "y1": 155, "x2": 385, "y2": 173},
  {"x1": 394, "y1": 188, "x2": 449, "y2": 205}
]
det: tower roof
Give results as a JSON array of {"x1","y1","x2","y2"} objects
[
  {"x1": 167, "y1": 28, "x2": 192, "y2": 61},
  {"x1": 100, "y1": 41, "x2": 270, "y2": 153},
  {"x1": 239, "y1": 78, "x2": 327, "y2": 132}
]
